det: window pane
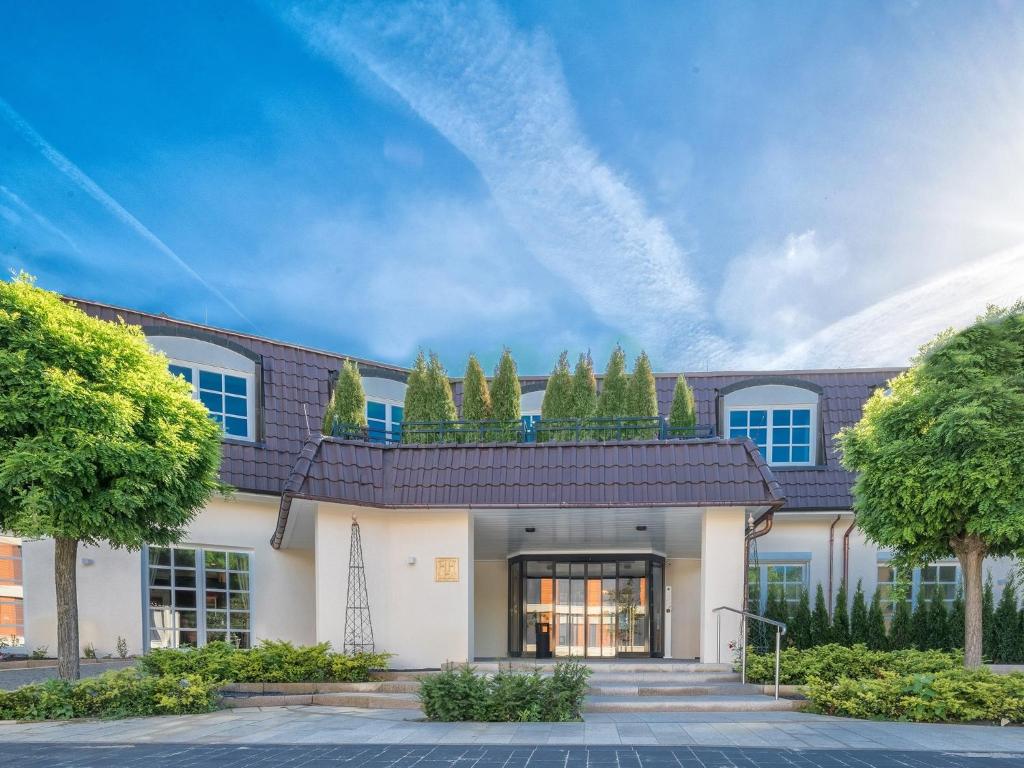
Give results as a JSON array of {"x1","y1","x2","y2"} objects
[
  {"x1": 149, "y1": 548, "x2": 171, "y2": 567},
  {"x1": 772, "y1": 427, "x2": 790, "y2": 444},
  {"x1": 206, "y1": 611, "x2": 227, "y2": 629},
  {"x1": 792, "y1": 409, "x2": 811, "y2": 426},
  {"x1": 749, "y1": 428, "x2": 767, "y2": 446},
  {"x1": 367, "y1": 401, "x2": 386, "y2": 420},
  {"x1": 229, "y1": 593, "x2": 250, "y2": 611},
  {"x1": 225, "y1": 417, "x2": 248, "y2": 437},
  {"x1": 392, "y1": 405, "x2": 403, "y2": 421},
  {"x1": 792, "y1": 427, "x2": 810, "y2": 444},
  {"x1": 228, "y1": 553, "x2": 249, "y2": 571},
  {"x1": 174, "y1": 570, "x2": 196, "y2": 589},
  {"x1": 774, "y1": 409, "x2": 791, "y2": 426},
  {"x1": 168, "y1": 365, "x2": 193, "y2": 383},
  {"x1": 148, "y1": 589, "x2": 172, "y2": 607},
  {"x1": 178, "y1": 611, "x2": 198, "y2": 629},
  {"x1": 224, "y1": 396, "x2": 247, "y2": 416},
  {"x1": 172, "y1": 549, "x2": 196, "y2": 568},
  {"x1": 206, "y1": 571, "x2": 228, "y2": 590},
  {"x1": 205, "y1": 551, "x2": 226, "y2": 569},
  {"x1": 150, "y1": 569, "x2": 171, "y2": 588},
  {"x1": 200, "y1": 391, "x2": 223, "y2": 413},
  {"x1": 772, "y1": 446, "x2": 790, "y2": 463},
  {"x1": 729, "y1": 428, "x2": 746, "y2": 439},
  {"x1": 206, "y1": 631, "x2": 227, "y2": 644},
  {"x1": 231, "y1": 632, "x2": 250, "y2": 649},
  {"x1": 729, "y1": 411, "x2": 747, "y2": 427},
  {"x1": 749, "y1": 410, "x2": 768, "y2": 427},
  {"x1": 198, "y1": 370, "x2": 223, "y2": 391},
  {"x1": 229, "y1": 611, "x2": 250, "y2": 630},
  {"x1": 206, "y1": 592, "x2": 228, "y2": 610},
  {"x1": 224, "y1": 375, "x2": 246, "y2": 396},
  {"x1": 174, "y1": 590, "x2": 197, "y2": 608},
  {"x1": 791, "y1": 446, "x2": 810, "y2": 463}
]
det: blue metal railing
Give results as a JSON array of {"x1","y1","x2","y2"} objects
[{"x1": 328, "y1": 416, "x2": 713, "y2": 445}]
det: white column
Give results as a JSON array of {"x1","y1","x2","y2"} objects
[{"x1": 699, "y1": 507, "x2": 747, "y2": 663}]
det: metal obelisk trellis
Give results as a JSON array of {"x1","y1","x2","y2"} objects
[{"x1": 343, "y1": 516, "x2": 375, "y2": 653}]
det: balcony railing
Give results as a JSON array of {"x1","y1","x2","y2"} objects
[{"x1": 328, "y1": 416, "x2": 714, "y2": 445}]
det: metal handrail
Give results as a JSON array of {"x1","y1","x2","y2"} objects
[{"x1": 712, "y1": 606, "x2": 787, "y2": 700}]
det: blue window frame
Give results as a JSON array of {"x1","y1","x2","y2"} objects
[
  {"x1": 728, "y1": 407, "x2": 813, "y2": 465},
  {"x1": 168, "y1": 362, "x2": 252, "y2": 440},
  {"x1": 367, "y1": 400, "x2": 402, "y2": 443}
]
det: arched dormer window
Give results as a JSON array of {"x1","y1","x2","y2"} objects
[
  {"x1": 146, "y1": 331, "x2": 261, "y2": 442},
  {"x1": 720, "y1": 379, "x2": 822, "y2": 466}
]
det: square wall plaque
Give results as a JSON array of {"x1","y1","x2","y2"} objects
[{"x1": 434, "y1": 557, "x2": 459, "y2": 582}]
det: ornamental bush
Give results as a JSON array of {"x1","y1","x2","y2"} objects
[
  {"x1": 743, "y1": 644, "x2": 961, "y2": 686},
  {"x1": 419, "y1": 661, "x2": 591, "y2": 722},
  {"x1": 805, "y1": 669, "x2": 1024, "y2": 723},
  {"x1": 0, "y1": 669, "x2": 219, "y2": 720},
  {"x1": 138, "y1": 640, "x2": 390, "y2": 683}
]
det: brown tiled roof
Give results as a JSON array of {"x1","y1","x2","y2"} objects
[
  {"x1": 71, "y1": 298, "x2": 899, "y2": 517},
  {"x1": 270, "y1": 437, "x2": 784, "y2": 548}
]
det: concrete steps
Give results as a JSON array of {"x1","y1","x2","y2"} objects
[{"x1": 585, "y1": 694, "x2": 801, "y2": 712}]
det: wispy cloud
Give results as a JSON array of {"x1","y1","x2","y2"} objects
[
  {"x1": 0, "y1": 184, "x2": 83, "y2": 256},
  {"x1": 284, "y1": 0, "x2": 729, "y2": 366},
  {"x1": 0, "y1": 97, "x2": 254, "y2": 328}
]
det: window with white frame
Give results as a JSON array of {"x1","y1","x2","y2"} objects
[
  {"x1": 729, "y1": 407, "x2": 813, "y2": 465},
  {"x1": 367, "y1": 400, "x2": 403, "y2": 443},
  {"x1": 168, "y1": 363, "x2": 254, "y2": 440},
  {"x1": 877, "y1": 559, "x2": 960, "y2": 621},
  {"x1": 146, "y1": 545, "x2": 251, "y2": 649},
  {"x1": 747, "y1": 562, "x2": 808, "y2": 614}
]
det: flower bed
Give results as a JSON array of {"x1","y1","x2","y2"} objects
[{"x1": 419, "y1": 661, "x2": 591, "y2": 722}]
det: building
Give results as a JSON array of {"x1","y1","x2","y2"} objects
[{"x1": 11, "y1": 298, "x2": 1013, "y2": 666}]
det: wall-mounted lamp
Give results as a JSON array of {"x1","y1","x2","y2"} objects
[
  {"x1": 407, "y1": 556, "x2": 417, "y2": 565},
  {"x1": 524, "y1": 527, "x2": 536, "y2": 533},
  {"x1": 80, "y1": 558, "x2": 94, "y2": 566},
  {"x1": 635, "y1": 525, "x2": 648, "y2": 532}
]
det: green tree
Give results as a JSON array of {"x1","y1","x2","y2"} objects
[
  {"x1": 624, "y1": 351, "x2": 658, "y2": 439},
  {"x1": 983, "y1": 572, "x2": 996, "y2": 660},
  {"x1": 402, "y1": 351, "x2": 456, "y2": 442},
  {"x1": 838, "y1": 304, "x2": 1024, "y2": 667},
  {"x1": 850, "y1": 579, "x2": 869, "y2": 645},
  {"x1": 866, "y1": 588, "x2": 888, "y2": 650},
  {"x1": 993, "y1": 576, "x2": 1020, "y2": 664},
  {"x1": 0, "y1": 275, "x2": 222, "y2": 680},
  {"x1": 889, "y1": 598, "x2": 913, "y2": 650},
  {"x1": 789, "y1": 587, "x2": 813, "y2": 649},
  {"x1": 911, "y1": 597, "x2": 930, "y2": 650},
  {"x1": 595, "y1": 345, "x2": 629, "y2": 439},
  {"x1": 569, "y1": 352, "x2": 597, "y2": 417},
  {"x1": 927, "y1": 591, "x2": 949, "y2": 651},
  {"x1": 489, "y1": 348, "x2": 521, "y2": 441},
  {"x1": 460, "y1": 354, "x2": 492, "y2": 441},
  {"x1": 322, "y1": 359, "x2": 366, "y2": 437},
  {"x1": 540, "y1": 351, "x2": 572, "y2": 441},
  {"x1": 832, "y1": 580, "x2": 851, "y2": 645},
  {"x1": 948, "y1": 584, "x2": 965, "y2": 650},
  {"x1": 668, "y1": 373, "x2": 697, "y2": 434},
  {"x1": 810, "y1": 584, "x2": 831, "y2": 647}
]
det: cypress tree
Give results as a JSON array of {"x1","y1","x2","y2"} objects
[
  {"x1": 910, "y1": 596, "x2": 930, "y2": 650},
  {"x1": 540, "y1": 351, "x2": 572, "y2": 441},
  {"x1": 460, "y1": 354, "x2": 492, "y2": 441},
  {"x1": 790, "y1": 587, "x2": 813, "y2": 649},
  {"x1": 948, "y1": 584, "x2": 965, "y2": 650},
  {"x1": 595, "y1": 345, "x2": 629, "y2": 439},
  {"x1": 624, "y1": 351, "x2": 658, "y2": 439},
  {"x1": 322, "y1": 359, "x2": 367, "y2": 437},
  {"x1": 569, "y1": 352, "x2": 597, "y2": 438},
  {"x1": 983, "y1": 572, "x2": 996, "y2": 660},
  {"x1": 668, "y1": 373, "x2": 697, "y2": 434},
  {"x1": 832, "y1": 580, "x2": 851, "y2": 645},
  {"x1": 889, "y1": 598, "x2": 913, "y2": 650},
  {"x1": 810, "y1": 584, "x2": 831, "y2": 647},
  {"x1": 866, "y1": 588, "x2": 888, "y2": 650},
  {"x1": 490, "y1": 348, "x2": 521, "y2": 441},
  {"x1": 426, "y1": 352, "x2": 457, "y2": 441},
  {"x1": 993, "y1": 576, "x2": 1019, "y2": 664},
  {"x1": 927, "y1": 590, "x2": 949, "y2": 651},
  {"x1": 850, "y1": 579, "x2": 869, "y2": 645},
  {"x1": 402, "y1": 351, "x2": 431, "y2": 443}
]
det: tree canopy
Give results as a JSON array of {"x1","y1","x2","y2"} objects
[
  {"x1": 322, "y1": 359, "x2": 366, "y2": 435},
  {"x1": 569, "y1": 352, "x2": 597, "y2": 420},
  {"x1": 0, "y1": 274, "x2": 222, "y2": 678},
  {"x1": 625, "y1": 351, "x2": 658, "y2": 438},
  {"x1": 668, "y1": 374, "x2": 697, "y2": 431},
  {"x1": 461, "y1": 354, "x2": 491, "y2": 422},
  {"x1": 489, "y1": 348, "x2": 521, "y2": 440},
  {"x1": 540, "y1": 351, "x2": 572, "y2": 441},
  {"x1": 595, "y1": 345, "x2": 629, "y2": 428},
  {"x1": 402, "y1": 351, "x2": 456, "y2": 442},
  {"x1": 838, "y1": 303, "x2": 1024, "y2": 666}
]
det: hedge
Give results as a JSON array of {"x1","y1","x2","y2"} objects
[
  {"x1": 743, "y1": 644, "x2": 962, "y2": 685},
  {"x1": 419, "y1": 662, "x2": 591, "y2": 722},
  {"x1": 138, "y1": 640, "x2": 390, "y2": 683},
  {"x1": 0, "y1": 669, "x2": 218, "y2": 720}
]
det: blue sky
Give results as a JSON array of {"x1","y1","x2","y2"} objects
[{"x1": 2, "y1": 1, "x2": 1023, "y2": 374}]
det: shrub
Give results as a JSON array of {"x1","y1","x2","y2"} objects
[
  {"x1": 744, "y1": 644, "x2": 961, "y2": 685},
  {"x1": 138, "y1": 640, "x2": 390, "y2": 683},
  {"x1": 806, "y1": 669, "x2": 1024, "y2": 723},
  {"x1": 419, "y1": 661, "x2": 591, "y2": 722},
  {"x1": 0, "y1": 669, "x2": 218, "y2": 721}
]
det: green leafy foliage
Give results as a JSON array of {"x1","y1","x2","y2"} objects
[
  {"x1": 461, "y1": 355, "x2": 492, "y2": 423},
  {"x1": 402, "y1": 351, "x2": 457, "y2": 443},
  {"x1": 624, "y1": 351, "x2": 658, "y2": 439},
  {"x1": 789, "y1": 588, "x2": 813, "y2": 649},
  {"x1": 744, "y1": 644, "x2": 962, "y2": 685},
  {"x1": 911, "y1": 598, "x2": 930, "y2": 650},
  {"x1": 569, "y1": 353, "x2": 597, "y2": 420},
  {"x1": 810, "y1": 584, "x2": 831, "y2": 647},
  {"x1": 418, "y1": 661, "x2": 591, "y2": 722},
  {"x1": 993, "y1": 576, "x2": 1023, "y2": 663},
  {"x1": 489, "y1": 348, "x2": 521, "y2": 441},
  {"x1": 322, "y1": 359, "x2": 367, "y2": 435},
  {"x1": 850, "y1": 580, "x2": 869, "y2": 646},
  {"x1": 927, "y1": 591, "x2": 949, "y2": 651},
  {"x1": 984, "y1": 573, "x2": 996, "y2": 657},
  {"x1": 805, "y1": 668, "x2": 1024, "y2": 723},
  {"x1": 947, "y1": 586, "x2": 965, "y2": 653},
  {"x1": 668, "y1": 374, "x2": 696, "y2": 431},
  {"x1": 0, "y1": 273, "x2": 222, "y2": 547},
  {"x1": 889, "y1": 598, "x2": 913, "y2": 650},
  {"x1": 0, "y1": 669, "x2": 219, "y2": 720},
  {"x1": 831, "y1": 581, "x2": 851, "y2": 645},
  {"x1": 539, "y1": 352, "x2": 572, "y2": 441},
  {"x1": 867, "y1": 589, "x2": 888, "y2": 650},
  {"x1": 594, "y1": 346, "x2": 629, "y2": 439},
  {"x1": 137, "y1": 640, "x2": 390, "y2": 683}
]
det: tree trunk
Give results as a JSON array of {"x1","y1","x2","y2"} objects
[
  {"x1": 54, "y1": 536, "x2": 80, "y2": 681},
  {"x1": 952, "y1": 534, "x2": 986, "y2": 669}
]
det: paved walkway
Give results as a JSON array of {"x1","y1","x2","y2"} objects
[
  {"x1": 2, "y1": 706, "x2": 1024, "y2": 752},
  {"x1": 0, "y1": 743, "x2": 1017, "y2": 768}
]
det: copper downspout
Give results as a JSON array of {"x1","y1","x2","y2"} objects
[
  {"x1": 842, "y1": 517, "x2": 857, "y2": 587},
  {"x1": 743, "y1": 510, "x2": 775, "y2": 611},
  {"x1": 827, "y1": 515, "x2": 842, "y2": 617}
]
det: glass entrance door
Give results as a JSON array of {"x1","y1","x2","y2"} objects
[{"x1": 511, "y1": 555, "x2": 663, "y2": 658}]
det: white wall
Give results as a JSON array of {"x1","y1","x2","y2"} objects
[
  {"x1": 666, "y1": 558, "x2": 700, "y2": 659},
  {"x1": 316, "y1": 504, "x2": 474, "y2": 669},
  {"x1": 22, "y1": 494, "x2": 315, "y2": 657},
  {"x1": 699, "y1": 507, "x2": 746, "y2": 662},
  {"x1": 474, "y1": 560, "x2": 507, "y2": 658}
]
